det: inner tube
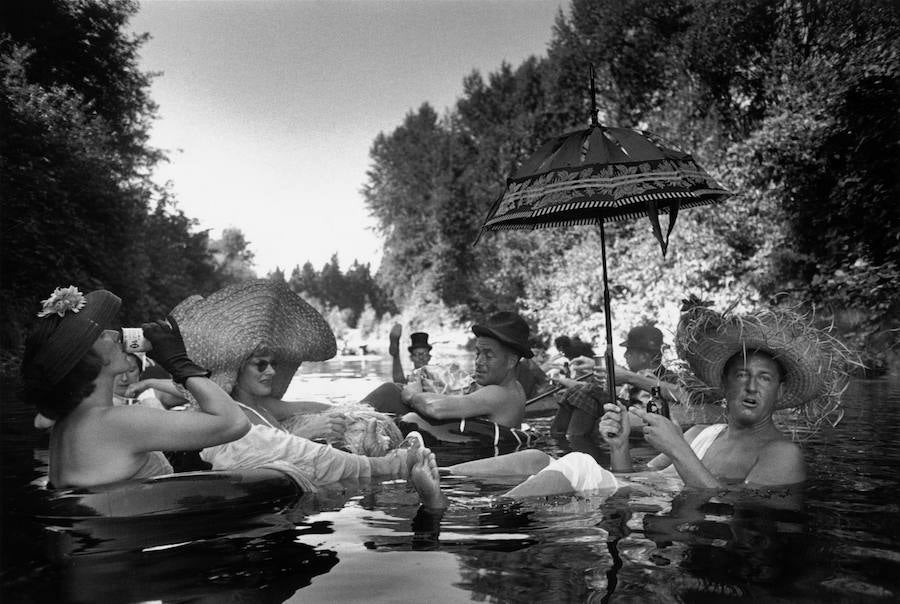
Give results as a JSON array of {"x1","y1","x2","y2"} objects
[
  {"x1": 396, "y1": 413, "x2": 539, "y2": 448},
  {"x1": 30, "y1": 468, "x2": 303, "y2": 522}
]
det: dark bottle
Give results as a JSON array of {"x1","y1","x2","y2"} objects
[{"x1": 647, "y1": 386, "x2": 670, "y2": 419}]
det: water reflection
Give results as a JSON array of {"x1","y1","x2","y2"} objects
[{"x1": 3, "y1": 368, "x2": 900, "y2": 603}]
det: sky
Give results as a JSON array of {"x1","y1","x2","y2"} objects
[{"x1": 129, "y1": 0, "x2": 566, "y2": 276}]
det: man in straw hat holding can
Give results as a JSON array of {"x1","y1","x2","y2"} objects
[{"x1": 599, "y1": 302, "x2": 859, "y2": 488}]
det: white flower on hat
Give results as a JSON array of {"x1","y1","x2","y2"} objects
[{"x1": 37, "y1": 286, "x2": 87, "y2": 318}]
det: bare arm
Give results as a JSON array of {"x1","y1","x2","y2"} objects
[
  {"x1": 614, "y1": 368, "x2": 687, "y2": 403},
  {"x1": 629, "y1": 407, "x2": 720, "y2": 488},
  {"x1": 105, "y1": 376, "x2": 250, "y2": 452},
  {"x1": 258, "y1": 397, "x2": 333, "y2": 420},
  {"x1": 598, "y1": 401, "x2": 634, "y2": 472},
  {"x1": 404, "y1": 385, "x2": 508, "y2": 420}
]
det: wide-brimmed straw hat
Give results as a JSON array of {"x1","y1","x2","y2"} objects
[
  {"x1": 31, "y1": 286, "x2": 121, "y2": 385},
  {"x1": 675, "y1": 303, "x2": 857, "y2": 415},
  {"x1": 472, "y1": 311, "x2": 534, "y2": 358},
  {"x1": 172, "y1": 279, "x2": 336, "y2": 398}
]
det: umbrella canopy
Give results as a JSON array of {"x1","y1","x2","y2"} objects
[
  {"x1": 477, "y1": 67, "x2": 731, "y2": 410},
  {"x1": 478, "y1": 124, "x2": 730, "y2": 255}
]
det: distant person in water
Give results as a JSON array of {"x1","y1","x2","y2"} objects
[
  {"x1": 389, "y1": 326, "x2": 433, "y2": 384},
  {"x1": 552, "y1": 325, "x2": 688, "y2": 437},
  {"x1": 410, "y1": 303, "x2": 857, "y2": 499},
  {"x1": 365, "y1": 311, "x2": 533, "y2": 429},
  {"x1": 21, "y1": 286, "x2": 249, "y2": 488}
]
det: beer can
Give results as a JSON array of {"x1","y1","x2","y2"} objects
[{"x1": 121, "y1": 327, "x2": 152, "y2": 353}]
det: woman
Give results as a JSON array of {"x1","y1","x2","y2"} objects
[
  {"x1": 21, "y1": 286, "x2": 250, "y2": 488},
  {"x1": 173, "y1": 279, "x2": 402, "y2": 456}
]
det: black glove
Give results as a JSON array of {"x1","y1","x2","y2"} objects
[{"x1": 142, "y1": 315, "x2": 211, "y2": 385}]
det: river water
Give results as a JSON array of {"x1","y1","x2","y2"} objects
[{"x1": 2, "y1": 358, "x2": 899, "y2": 603}]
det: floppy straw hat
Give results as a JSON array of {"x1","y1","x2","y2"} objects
[
  {"x1": 675, "y1": 303, "x2": 858, "y2": 415},
  {"x1": 172, "y1": 280, "x2": 336, "y2": 398},
  {"x1": 31, "y1": 287, "x2": 121, "y2": 385}
]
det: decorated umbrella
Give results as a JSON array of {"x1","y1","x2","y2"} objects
[{"x1": 477, "y1": 66, "x2": 732, "y2": 405}]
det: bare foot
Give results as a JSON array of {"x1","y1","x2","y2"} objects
[
  {"x1": 410, "y1": 447, "x2": 447, "y2": 508},
  {"x1": 389, "y1": 323, "x2": 402, "y2": 357}
]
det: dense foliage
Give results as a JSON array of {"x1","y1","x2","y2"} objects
[
  {"x1": 1, "y1": 0, "x2": 231, "y2": 363},
  {"x1": 363, "y1": 0, "x2": 899, "y2": 371}
]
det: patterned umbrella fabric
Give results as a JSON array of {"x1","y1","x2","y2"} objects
[{"x1": 479, "y1": 124, "x2": 730, "y2": 255}]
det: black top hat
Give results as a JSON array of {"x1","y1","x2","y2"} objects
[
  {"x1": 471, "y1": 311, "x2": 533, "y2": 358},
  {"x1": 620, "y1": 325, "x2": 664, "y2": 353},
  {"x1": 408, "y1": 332, "x2": 432, "y2": 352}
]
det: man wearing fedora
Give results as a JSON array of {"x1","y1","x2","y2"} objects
[
  {"x1": 388, "y1": 325, "x2": 433, "y2": 384},
  {"x1": 552, "y1": 324, "x2": 685, "y2": 437},
  {"x1": 398, "y1": 311, "x2": 533, "y2": 429}
]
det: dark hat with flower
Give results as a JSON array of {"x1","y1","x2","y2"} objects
[
  {"x1": 675, "y1": 300, "x2": 859, "y2": 422},
  {"x1": 172, "y1": 279, "x2": 336, "y2": 399},
  {"x1": 31, "y1": 286, "x2": 121, "y2": 385},
  {"x1": 472, "y1": 311, "x2": 534, "y2": 358}
]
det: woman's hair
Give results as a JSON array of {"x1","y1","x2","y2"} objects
[{"x1": 20, "y1": 316, "x2": 103, "y2": 420}]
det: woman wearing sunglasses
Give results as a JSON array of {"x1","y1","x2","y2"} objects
[{"x1": 21, "y1": 287, "x2": 250, "y2": 489}]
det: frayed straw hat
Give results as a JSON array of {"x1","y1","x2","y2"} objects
[
  {"x1": 675, "y1": 301, "x2": 859, "y2": 422},
  {"x1": 172, "y1": 280, "x2": 336, "y2": 398}
]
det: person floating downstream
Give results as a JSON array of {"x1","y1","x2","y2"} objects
[
  {"x1": 21, "y1": 286, "x2": 250, "y2": 488},
  {"x1": 407, "y1": 303, "x2": 858, "y2": 501},
  {"x1": 171, "y1": 279, "x2": 426, "y2": 488},
  {"x1": 388, "y1": 325, "x2": 432, "y2": 384},
  {"x1": 551, "y1": 324, "x2": 688, "y2": 438}
]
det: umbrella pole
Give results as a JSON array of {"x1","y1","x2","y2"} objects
[{"x1": 599, "y1": 220, "x2": 617, "y2": 406}]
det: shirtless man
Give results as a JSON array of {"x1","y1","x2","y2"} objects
[
  {"x1": 399, "y1": 311, "x2": 533, "y2": 429},
  {"x1": 601, "y1": 349, "x2": 804, "y2": 487},
  {"x1": 412, "y1": 305, "x2": 853, "y2": 499}
]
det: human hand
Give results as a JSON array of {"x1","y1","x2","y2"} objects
[
  {"x1": 599, "y1": 401, "x2": 631, "y2": 449},
  {"x1": 389, "y1": 323, "x2": 402, "y2": 357},
  {"x1": 291, "y1": 413, "x2": 348, "y2": 442},
  {"x1": 124, "y1": 380, "x2": 152, "y2": 398},
  {"x1": 569, "y1": 355, "x2": 596, "y2": 375},
  {"x1": 142, "y1": 316, "x2": 210, "y2": 385},
  {"x1": 401, "y1": 380, "x2": 423, "y2": 404},
  {"x1": 628, "y1": 407, "x2": 686, "y2": 457}
]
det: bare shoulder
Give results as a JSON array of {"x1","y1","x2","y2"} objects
[
  {"x1": 747, "y1": 435, "x2": 806, "y2": 486},
  {"x1": 760, "y1": 436, "x2": 804, "y2": 462}
]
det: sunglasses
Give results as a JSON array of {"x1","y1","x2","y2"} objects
[{"x1": 250, "y1": 359, "x2": 278, "y2": 372}]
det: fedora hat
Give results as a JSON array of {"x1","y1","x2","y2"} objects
[
  {"x1": 472, "y1": 311, "x2": 534, "y2": 358},
  {"x1": 620, "y1": 325, "x2": 664, "y2": 354},
  {"x1": 172, "y1": 279, "x2": 336, "y2": 399},
  {"x1": 675, "y1": 304, "x2": 858, "y2": 413},
  {"x1": 31, "y1": 286, "x2": 121, "y2": 385},
  {"x1": 408, "y1": 332, "x2": 432, "y2": 352}
]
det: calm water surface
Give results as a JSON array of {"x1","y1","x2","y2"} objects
[{"x1": 2, "y1": 356, "x2": 899, "y2": 603}]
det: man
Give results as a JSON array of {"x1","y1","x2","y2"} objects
[
  {"x1": 552, "y1": 324, "x2": 685, "y2": 436},
  {"x1": 600, "y1": 305, "x2": 855, "y2": 487},
  {"x1": 398, "y1": 311, "x2": 533, "y2": 429},
  {"x1": 418, "y1": 304, "x2": 854, "y2": 497},
  {"x1": 388, "y1": 325, "x2": 432, "y2": 384}
]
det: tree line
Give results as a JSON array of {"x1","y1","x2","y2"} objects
[
  {"x1": 0, "y1": 1, "x2": 392, "y2": 370},
  {"x1": 1, "y1": 0, "x2": 896, "y2": 372},
  {"x1": 363, "y1": 0, "x2": 899, "y2": 371}
]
